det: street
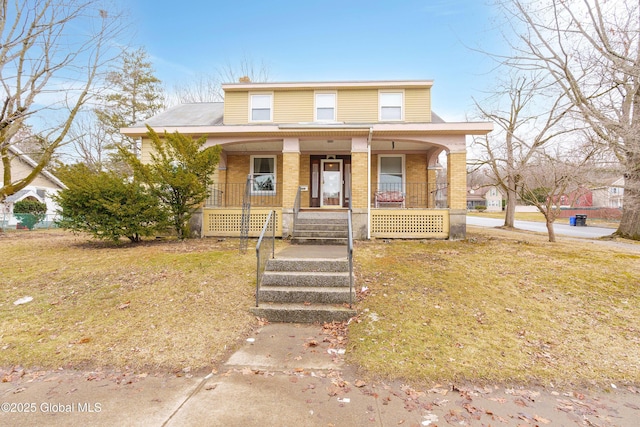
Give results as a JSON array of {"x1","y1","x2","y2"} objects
[{"x1": 466, "y1": 215, "x2": 616, "y2": 239}]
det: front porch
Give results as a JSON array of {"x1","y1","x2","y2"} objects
[{"x1": 201, "y1": 181, "x2": 453, "y2": 240}]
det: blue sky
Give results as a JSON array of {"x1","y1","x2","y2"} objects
[{"x1": 126, "y1": 0, "x2": 504, "y2": 121}]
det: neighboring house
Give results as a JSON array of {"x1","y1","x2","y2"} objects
[
  {"x1": 467, "y1": 185, "x2": 503, "y2": 212},
  {"x1": 0, "y1": 146, "x2": 65, "y2": 227},
  {"x1": 121, "y1": 80, "x2": 493, "y2": 240},
  {"x1": 552, "y1": 187, "x2": 592, "y2": 207},
  {"x1": 592, "y1": 177, "x2": 624, "y2": 208}
]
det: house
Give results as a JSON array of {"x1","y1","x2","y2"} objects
[
  {"x1": 0, "y1": 146, "x2": 65, "y2": 227},
  {"x1": 121, "y1": 80, "x2": 493, "y2": 240},
  {"x1": 467, "y1": 185, "x2": 503, "y2": 211},
  {"x1": 592, "y1": 177, "x2": 624, "y2": 208}
]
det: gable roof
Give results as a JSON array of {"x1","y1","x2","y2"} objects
[
  {"x1": 4, "y1": 188, "x2": 44, "y2": 203},
  {"x1": 4, "y1": 145, "x2": 65, "y2": 190}
]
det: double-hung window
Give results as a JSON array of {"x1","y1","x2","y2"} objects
[
  {"x1": 378, "y1": 155, "x2": 404, "y2": 192},
  {"x1": 379, "y1": 91, "x2": 403, "y2": 121},
  {"x1": 315, "y1": 92, "x2": 336, "y2": 121},
  {"x1": 250, "y1": 155, "x2": 276, "y2": 194},
  {"x1": 250, "y1": 94, "x2": 272, "y2": 122}
]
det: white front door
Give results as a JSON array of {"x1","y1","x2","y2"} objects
[{"x1": 321, "y1": 159, "x2": 342, "y2": 207}]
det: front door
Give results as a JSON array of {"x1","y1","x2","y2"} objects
[{"x1": 321, "y1": 159, "x2": 342, "y2": 207}]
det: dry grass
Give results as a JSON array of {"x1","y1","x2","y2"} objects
[
  {"x1": 348, "y1": 229, "x2": 640, "y2": 388},
  {"x1": 0, "y1": 230, "x2": 268, "y2": 373},
  {"x1": 3, "y1": 228, "x2": 640, "y2": 389}
]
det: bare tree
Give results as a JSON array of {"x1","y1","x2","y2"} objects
[
  {"x1": 499, "y1": 0, "x2": 640, "y2": 240},
  {"x1": 472, "y1": 69, "x2": 575, "y2": 228},
  {"x1": 519, "y1": 142, "x2": 599, "y2": 242},
  {"x1": 170, "y1": 55, "x2": 270, "y2": 105},
  {"x1": 0, "y1": 0, "x2": 125, "y2": 201},
  {"x1": 67, "y1": 113, "x2": 111, "y2": 171}
]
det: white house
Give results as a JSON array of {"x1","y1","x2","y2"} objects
[{"x1": 0, "y1": 146, "x2": 65, "y2": 228}]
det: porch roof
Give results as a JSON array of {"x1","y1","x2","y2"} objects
[{"x1": 122, "y1": 119, "x2": 493, "y2": 138}]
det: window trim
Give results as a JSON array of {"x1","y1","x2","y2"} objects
[
  {"x1": 314, "y1": 91, "x2": 337, "y2": 122},
  {"x1": 377, "y1": 154, "x2": 405, "y2": 192},
  {"x1": 378, "y1": 90, "x2": 404, "y2": 121},
  {"x1": 250, "y1": 155, "x2": 277, "y2": 195},
  {"x1": 249, "y1": 92, "x2": 273, "y2": 122}
]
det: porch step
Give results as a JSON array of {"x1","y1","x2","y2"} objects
[
  {"x1": 258, "y1": 286, "x2": 355, "y2": 304},
  {"x1": 254, "y1": 248, "x2": 356, "y2": 324},
  {"x1": 292, "y1": 212, "x2": 349, "y2": 246},
  {"x1": 250, "y1": 303, "x2": 356, "y2": 324},
  {"x1": 261, "y1": 271, "x2": 349, "y2": 287},
  {"x1": 292, "y1": 237, "x2": 348, "y2": 245},
  {"x1": 267, "y1": 258, "x2": 349, "y2": 273}
]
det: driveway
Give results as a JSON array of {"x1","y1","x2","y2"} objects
[{"x1": 466, "y1": 215, "x2": 616, "y2": 239}]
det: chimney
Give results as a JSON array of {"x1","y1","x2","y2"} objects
[{"x1": 238, "y1": 76, "x2": 251, "y2": 83}]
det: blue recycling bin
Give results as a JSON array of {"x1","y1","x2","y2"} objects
[{"x1": 569, "y1": 216, "x2": 576, "y2": 226}]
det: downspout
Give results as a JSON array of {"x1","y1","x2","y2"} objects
[{"x1": 367, "y1": 127, "x2": 373, "y2": 240}]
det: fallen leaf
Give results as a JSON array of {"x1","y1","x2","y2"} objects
[
  {"x1": 534, "y1": 415, "x2": 551, "y2": 424},
  {"x1": 117, "y1": 302, "x2": 130, "y2": 310},
  {"x1": 355, "y1": 379, "x2": 367, "y2": 388}
]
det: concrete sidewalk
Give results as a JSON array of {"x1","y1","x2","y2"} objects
[{"x1": 2, "y1": 323, "x2": 640, "y2": 426}]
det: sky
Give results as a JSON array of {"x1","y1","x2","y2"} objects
[{"x1": 125, "y1": 0, "x2": 506, "y2": 122}]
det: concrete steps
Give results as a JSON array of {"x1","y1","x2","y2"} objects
[
  {"x1": 292, "y1": 212, "x2": 349, "y2": 245},
  {"x1": 251, "y1": 249, "x2": 356, "y2": 323},
  {"x1": 251, "y1": 302, "x2": 356, "y2": 323}
]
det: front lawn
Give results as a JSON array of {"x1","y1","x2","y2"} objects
[
  {"x1": 0, "y1": 231, "x2": 263, "y2": 372},
  {"x1": 348, "y1": 228, "x2": 640, "y2": 387},
  {"x1": 2, "y1": 228, "x2": 639, "y2": 389}
]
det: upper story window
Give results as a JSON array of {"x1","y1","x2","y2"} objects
[
  {"x1": 315, "y1": 92, "x2": 336, "y2": 121},
  {"x1": 250, "y1": 155, "x2": 276, "y2": 194},
  {"x1": 250, "y1": 93, "x2": 272, "y2": 122},
  {"x1": 379, "y1": 91, "x2": 403, "y2": 121}
]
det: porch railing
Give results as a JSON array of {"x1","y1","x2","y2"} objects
[
  {"x1": 372, "y1": 182, "x2": 448, "y2": 208},
  {"x1": 239, "y1": 175, "x2": 252, "y2": 254},
  {"x1": 207, "y1": 182, "x2": 282, "y2": 208},
  {"x1": 255, "y1": 210, "x2": 276, "y2": 307}
]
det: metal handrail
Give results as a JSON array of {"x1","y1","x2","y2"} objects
[
  {"x1": 292, "y1": 185, "x2": 302, "y2": 237},
  {"x1": 347, "y1": 198, "x2": 354, "y2": 308},
  {"x1": 255, "y1": 210, "x2": 275, "y2": 307}
]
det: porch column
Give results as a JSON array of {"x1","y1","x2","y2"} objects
[
  {"x1": 281, "y1": 138, "x2": 300, "y2": 237},
  {"x1": 427, "y1": 167, "x2": 437, "y2": 208},
  {"x1": 447, "y1": 150, "x2": 467, "y2": 240},
  {"x1": 351, "y1": 136, "x2": 369, "y2": 239}
]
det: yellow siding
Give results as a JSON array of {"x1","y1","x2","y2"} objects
[
  {"x1": 273, "y1": 91, "x2": 314, "y2": 123},
  {"x1": 224, "y1": 91, "x2": 249, "y2": 124},
  {"x1": 337, "y1": 89, "x2": 378, "y2": 122},
  {"x1": 140, "y1": 138, "x2": 154, "y2": 164},
  {"x1": 222, "y1": 86, "x2": 431, "y2": 124},
  {"x1": 405, "y1": 88, "x2": 431, "y2": 122}
]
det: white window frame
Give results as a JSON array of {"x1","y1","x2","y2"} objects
[
  {"x1": 249, "y1": 93, "x2": 273, "y2": 122},
  {"x1": 314, "y1": 92, "x2": 337, "y2": 122},
  {"x1": 379, "y1": 90, "x2": 404, "y2": 121},
  {"x1": 377, "y1": 154, "x2": 405, "y2": 192},
  {"x1": 250, "y1": 155, "x2": 277, "y2": 195}
]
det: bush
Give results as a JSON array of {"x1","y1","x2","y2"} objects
[
  {"x1": 474, "y1": 205, "x2": 487, "y2": 212},
  {"x1": 55, "y1": 164, "x2": 168, "y2": 242},
  {"x1": 13, "y1": 199, "x2": 47, "y2": 230}
]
